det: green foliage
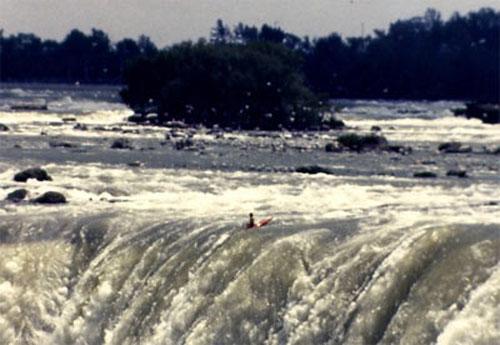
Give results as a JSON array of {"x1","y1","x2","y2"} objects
[{"x1": 121, "y1": 41, "x2": 325, "y2": 130}]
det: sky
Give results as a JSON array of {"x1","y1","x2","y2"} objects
[{"x1": 1, "y1": 0, "x2": 499, "y2": 47}]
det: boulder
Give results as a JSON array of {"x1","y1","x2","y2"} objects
[
  {"x1": 73, "y1": 123, "x2": 88, "y2": 131},
  {"x1": 33, "y1": 191, "x2": 66, "y2": 204},
  {"x1": 414, "y1": 171, "x2": 437, "y2": 178},
  {"x1": 371, "y1": 126, "x2": 382, "y2": 132},
  {"x1": 111, "y1": 138, "x2": 133, "y2": 150},
  {"x1": 325, "y1": 143, "x2": 340, "y2": 152},
  {"x1": 386, "y1": 145, "x2": 413, "y2": 155},
  {"x1": 127, "y1": 161, "x2": 143, "y2": 167},
  {"x1": 295, "y1": 165, "x2": 333, "y2": 175},
  {"x1": 49, "y1": 141, "x2": 77, "y2": 148},
  {"x1": 5, "y1": 189, "x2": 28, "y2": 202},
  {"x1": 0, "y1": 123, "x2": 9, "y2": 131},
  {"x1": 128, "y1": 113, "x2": 145, "y2": 123},
  {"x1": 322, "y1": 117, "x2": 345, "y2": 130},
  {"x1": 438, "y1": 142, "x2": 472, "y2": 154},
  {"x1": 447, "y1": 170, "x2": 468, "y2": 178},
  {"x1": 14, "y1": 168, "x2": 52, "y2": 182},
  {"x1": 174, "y1": 138, "x2": 194, "y2": 150},
  {"x1": 337, "y1": 133, "x2": 388, "y2": 152}
]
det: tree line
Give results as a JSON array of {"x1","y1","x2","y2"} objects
[
  {"x1": 0, "y1": 29, "x2": 158, "y2": 83},
  {"x1": 1, "y1": 7, "x2": 498, "y2": 103}
]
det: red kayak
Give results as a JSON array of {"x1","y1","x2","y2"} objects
[{"x1": 248, "y1": 217, "x2": 273, "y2": 229}]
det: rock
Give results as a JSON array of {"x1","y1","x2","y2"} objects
[
  {"x1": 325, "y1": 142, "x2": 342, "y2": 153},
  {"x1": 49, "y1": 141, "x2": 77, "y2": 148},
  {"x1": 174, "y1": 138, "x2": 194, "y2": 150},
  {"x1": 447, "y1": 170, "x2": 468, "y2": 178},
  {"x1": 33, "y1": 191, "x2": 66, "y2": 204},
  {"x1": 111, "y1": 138, "x2": 133, "y2": 150},
  {"x1": 414, "y1": 171, "x2": 437, "y2": 178},
  {"x1": 14, "y1": 168, "x2": 52, "y2": 182},
  {"x1": 295, "y1": 165, "x2": 333, "y2": 175},
  {"x1": 322, "y1": 117, "x2": 345, "y2": 130},
  {"x1": 11, "y1": 103, "x2": 48, "y2": 111},
  {"x1": 371, "y1": 125, "x2": 382, "y2": 132},
  {"x1": 438, "y1": 142, "x2": 472, "y2": 154},
  {"x1": 128, "y1": 113, "x2": 145, "y2": 123},
  {"x1": 386, "y1": 145, "x2": 412, "y2": 155},
  {"x1": 62, "y1": 117, "x2": 77, "y2": 122},
  {"x1": 337, "y1": 133, "x2": 388, "y2": 152},
  {"x1": 127, "y1": 161, "x2": 143, "y2": 167},
  {"x1": 6, "y1": 189, "x2": 28, "y2": 202},
  {"x1": 0, "y1": 123, "x2": 9, "y2": 131},
  {"x1": 73, "y1": 123, "x2": 88, "y2": 131}
]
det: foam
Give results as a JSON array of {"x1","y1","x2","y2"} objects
[{"x1": 437, "y1": 264, "x2": 500, "y2": 345}]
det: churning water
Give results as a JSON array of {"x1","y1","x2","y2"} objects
[{"x1": 0, "y1": 84, "x2": 499, "y2": 345}]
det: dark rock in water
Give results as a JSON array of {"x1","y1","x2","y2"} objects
[
  {"x1": 386, "y1": 145, "x2": 412, "y2": 155},
  {"x1": 49, "y1": 141, "x2": 77, "y2": 148},
  {"x1": 438, "y1": 142, "x2": 472, "y2": 154},
  {"x1": 414, "y1": 171, "x2": 437, "y2": 178},
  {"x1": 174, "y1": 138, "x2": 194, "y2": 150},
  {"x1": 454, "y1": 102, "x2": 500, "y2": 124},
  {"x1": 0, "y1": 123, "x2": 9, "y2": 131},
  {"x1": 325, "y1": 143, "x2": 341, "y2": 153},
  {"x1": 322, "y1": 117, "x2": 345, "y2": 130},
  {"x1": 296, "y1": 165, "x2": 333, "y2": 175},
  {"x1": 14, "y1": 168, "x2": 52, "y2": 182},
  {"x1": 33, "y1": 191, "x2": 66, "y2": 204},
  {"x1": 62, "y1": 117, "x2": 76, "y2": 122},
  {"x1": 337, "y1": 133, "x2": 388, "y2": 152},
  {"x1": 127, "y1": 161, "x2": 143, "y2": 167},
  {"x1": 111, "y1": 138, "x2": 133, "y2": 150},
  {"x1": 11, "y1": 103, "x2": 48, "y2": 111},
  {"x1": 73, "y1": 123, "x2": 88, "y2": 131},
  {"x1": 128, "y1": 113, "x2": 145, "y2": 123},
  {"x1": 447, "y1": 169, "x2": 468, "y2": 178},
  {"x1": 371, "y1": 125, "x2": 382, "y2": 132},
  {"x1": 6, "y1": 189, "x2": 28, "y2": 202}
]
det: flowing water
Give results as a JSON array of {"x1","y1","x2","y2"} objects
[{"x1": 0, "y1": 84, "x2": 499, "y2": 345}]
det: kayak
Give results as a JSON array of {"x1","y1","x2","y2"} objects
[{"x1": 253, "y1": 217, "x2": 273, "y2": 229}]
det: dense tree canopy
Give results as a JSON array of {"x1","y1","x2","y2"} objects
[
  {"x1": 0, "y1": 29, "x2": 157, "y2": 83},
  {"x1": 121, "y1": 41, "x2": 324, "y2": 130}
]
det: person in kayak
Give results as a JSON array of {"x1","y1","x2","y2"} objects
[{"x1": 246, "y1": 213, "x2": 255, "y2": 229}]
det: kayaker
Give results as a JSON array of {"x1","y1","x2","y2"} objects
[{"x1": 246, "y1": 213, "x2": 255, "y2": 229}]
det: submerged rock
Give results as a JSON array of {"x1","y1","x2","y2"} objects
[
  {"x1": 0, "y1": 123, "x2": 9, "y2": 131},
  {"x1": 111, "y1": 138, "x2": 133, "y2": 150},
  {"x1": 14, "y1": 168, "x2": 52, "y2": 182},
  {"x1": 73, "y1": 123, "x2": 88, "y2": 131},
  {"x1": 295, "y1": 165, "x2": 333, "y2": 175},
  {"x1": 6, "y1": 189, "x2": 28, "y2": 202},
  {"x1": 337, "y1": 133, "x2": 388, "y2": 152},
  {"x1": 174, "y1": 138, "x2": 194, "y2": 150},
  {"x1": 49, "y1": 141, "x2": 77, "y2": 148},
  {"x1": 438, "y1": 142, "x2": 472, "y2": 154},
  {"x1": 325, "y1": 142, "x2": 341, "y2": 153},
  {"x1": 447, "y1": 169, "x2": 468, "y2": 178},
  {"x1": 33, "y1": 191, "x2": 66, "y2": 204},
  {"x1": 414, "y1": 171, "x2": 438, "y2": 178}
]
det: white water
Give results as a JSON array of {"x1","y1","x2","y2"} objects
[{"x1": 1, "y1": 86, "x2": 499, "y2": 344}]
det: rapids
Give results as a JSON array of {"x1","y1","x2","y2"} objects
[{"x1": 0, "y1": 84, "x2": 499, "y2": 344}]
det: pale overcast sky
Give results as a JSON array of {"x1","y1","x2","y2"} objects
[{"x1": 1, "y1": 0, "x2": 499, "y2": 47}]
